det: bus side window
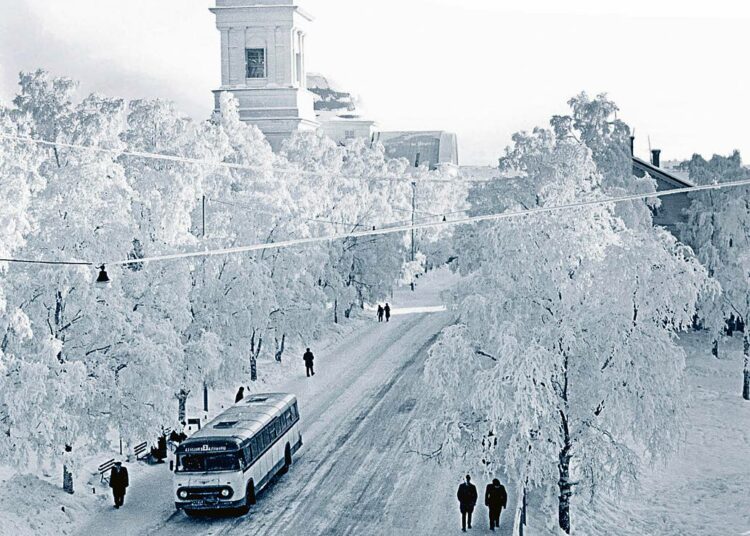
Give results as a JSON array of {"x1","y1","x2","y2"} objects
[
  {"x1": 284, "y1": 409, "x2": 292, "y2": 429},
  {"x1": 275, "y1": 418, "x2": 283, "y2": 436},
  {"x1": 291, "y1": 403, "x2": 299, "y2": 421},
  {"x1": 243, "y1": 445, "x2": 253, "y2": 465},
  {"x1": 250, "y1": 437, "x2": 260, "y2": 458}
]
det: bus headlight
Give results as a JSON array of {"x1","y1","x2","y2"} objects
[
  {"x1": 220, "y1": 488, "x2": 232, "y2": 498},
  {"x1": 177, "y1": 489, "x2": 188, "y2": 499}
]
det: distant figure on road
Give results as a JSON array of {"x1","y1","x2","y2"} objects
[
  {"x1": 235, "y1": 386, "x2": 245, "y2": 403},
  {"x1": 485, "y1": 478, "x2": 508, "y2": 531},
  {"x1": 457, "y1": 474, "x2": 478, "y2": 531},
  {"x1": 377, "y1": 304, "x2": 384, "y2": 322},
  {"x1": 384, "y1": 303, "x2": 391, "y2": 322},
  {"x1": 110, "y1": 461, "x2": 129, "y2": 509},
  {"x1": 303, "y1": 348, "x2": 315, "y2": 377}
]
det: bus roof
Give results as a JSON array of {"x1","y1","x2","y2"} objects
[{"x1": 180, "y1": 393, "x2": 297, "y2": 448}]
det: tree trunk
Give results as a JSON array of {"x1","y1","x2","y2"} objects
[
  {"x1": 177, "y1": 389, "x2": 189, "y2": 423},
  {"x1": 558, "y1": 412, "x2": 572, "y2": 534},
  {"x1": 274, "y1": 333, "x2": 285, "y2": 362},
  {"x1": 743, "y1": 333, "x2": 750, "y2": 401},
  {"x1": 250, "y1": 329, "x2": 261, "y2": 382},
  {"x1": 333, "y1": 299, "x2": 338, "y2": 324},
  {"x1": 557, "y1": 347, "x2": 572, "y2": 534},
  {"x1": 712, "y1": 338, "x2": 719, "y2": 359},
  {"x1": 62, "y1": 444, "x2": 74, "y2": 494},
  {"x1": 63, "y1": 465, "x2": 74, "y2": 494}
]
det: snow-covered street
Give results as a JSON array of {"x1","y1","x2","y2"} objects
[
  {"x1": 70, "y1": 270, "x2": 513, "y2": 536},
  {"x1": 3, "y1": 2, "x2": 750, "y2": 534}
]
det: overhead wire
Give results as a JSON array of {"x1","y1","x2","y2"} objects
[
  {"x1": 5, "y1": 177, "x2": 750, "y2": 269},
  {"x1": 100, "y1": 177, "x2": 750, "y2": 268}
]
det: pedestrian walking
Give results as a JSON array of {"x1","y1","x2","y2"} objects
[
  {"x1": 384, "y1": 303, "x2": 391, "y2": 322},
  {"x1": 110, "y1": 461, "x2": 129, "y2": 509},
  {"x1": 303, "y1": 347, "x2": 315, "y2": 377},
  {"x1": 235, "y1": 386, "x2": 245, "y2": 403},
  {"x1": 485, "y1": 478, "x2": 508, "y2": 531},
  {"x1": 377, "y1": 304, "x2": 384, "y2": 322},
  {"x1": 457, "y1": 474, "x2": 478, "y2": 531}
]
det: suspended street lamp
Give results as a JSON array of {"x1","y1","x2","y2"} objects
[{"x1": 96, "y1": 265, "x2": 111, "y2": 286}]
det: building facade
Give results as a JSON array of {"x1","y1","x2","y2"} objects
[{"x1": 210, "y1": 0, "x2": 319, "y2": 150}]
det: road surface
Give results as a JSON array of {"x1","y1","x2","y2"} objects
[{"x1": 77, "y1": 272, "x2": 515, "y2": 535}]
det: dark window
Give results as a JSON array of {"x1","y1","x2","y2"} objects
[
  {"x1": 291, "y1": 403, "x2": 299, "y2": 421},
  {"x1": 176, "y1": 453, "x2": 241, "y2": 473},
  {"x1": 246, "y1": 48, "x2": 266, "y2": 79}
]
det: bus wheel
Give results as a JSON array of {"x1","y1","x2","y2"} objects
[
  {"x1": 281, "y1": 443, "x2": 292, "y2": 474},
  {"x1": 246, "y1": 481, "x2": 257, "y2": 506}
]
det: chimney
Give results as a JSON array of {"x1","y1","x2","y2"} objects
[
  {"x1": 629, "y1": 136, "x2": 635, "y2": 156},
  {"x1": 651, "y1": 149, "x2": 661, "y2": 168}
]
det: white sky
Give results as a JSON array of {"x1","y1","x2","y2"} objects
[{"x1": 1, "y1": 0, "x2": 748, "y2": 165}]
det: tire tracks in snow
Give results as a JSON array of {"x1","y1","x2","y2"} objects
[{"x1": 240, "y1": 325, "x2": 444, "y2": 535}]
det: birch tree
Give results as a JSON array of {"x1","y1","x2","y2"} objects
[{"x1": 418, "y1": 123, "x2": 712, "y2": 533}]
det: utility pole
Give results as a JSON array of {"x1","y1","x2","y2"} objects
[
  {"x1": 411, "y1": 153, "x2": 419, "y2": 292},
  {"x1": 202, "y1": 195, "x2": 209, "y2": 413}
]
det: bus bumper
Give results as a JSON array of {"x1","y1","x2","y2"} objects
[{"x1": 175, "y1": 498, "x2": 246, "y2": 511}]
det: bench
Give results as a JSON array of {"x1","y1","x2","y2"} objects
[
  {"x1": 98, "y1": 459, "x2": 115, "y2": 484},
  {"x1": 134, "y1": 441, "x2": 148, "y2": 460}
]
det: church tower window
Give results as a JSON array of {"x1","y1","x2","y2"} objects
[{"x1": 246, "y1": 48, "x2": 266, "y2": 79}]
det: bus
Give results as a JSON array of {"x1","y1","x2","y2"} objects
[{"x1": 173, "y1": 393, "x2": 302, "y2": 515}]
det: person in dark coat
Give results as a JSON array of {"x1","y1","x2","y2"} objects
[
  {"x1": 303, "y1": 348, "x2": 315, "y2": 377},
  {"x1": 384, "y1": 303, "x2": 391, "y2": 322},
  {"x1": 110, "y1": 461, "x2": 129, "y2": 508},
  {"x1": 377, "y1": 304, "x2": 384, "y2": 322},
  {"x1": 485, "y1": 478, "x2": 508, "y2": 530},
  {"x1": 235, "y1": 386, "x2": 245, "y2": 403},
  {"x1": 457, "y1": 474, "x2": 478, "y2": 531}
]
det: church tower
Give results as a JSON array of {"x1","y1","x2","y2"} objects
[{"x1": 211, "y1": 0, "x2": 319, "y2": 150}]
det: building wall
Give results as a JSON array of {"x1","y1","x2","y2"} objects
[{"x1": 211, "y1": 0, "x2": 318, "y2": 150}]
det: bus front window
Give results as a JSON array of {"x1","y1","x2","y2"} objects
[{"x1": 177, "y1": 453, "x2": 241, "y2": 473}]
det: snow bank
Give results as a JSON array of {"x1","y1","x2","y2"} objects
[{"x1": 0, "y1": 473, "x2": 95, "y2": 536}]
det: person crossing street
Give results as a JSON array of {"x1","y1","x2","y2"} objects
[{"x1": 303, "y1": 347, "x2": 315, "y2": 377}]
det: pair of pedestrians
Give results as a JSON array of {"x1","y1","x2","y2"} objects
[
  {"x1": 457, "y1": 475, "x2": 508, "y2": 531},
  {"x1": 376, "y1": 303, "x2": 391, "y2": 322}
]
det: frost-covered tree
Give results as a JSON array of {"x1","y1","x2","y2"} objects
[
  {"x1": 0, "y1": 74, "x2": 138, "y2": 491},
  {"x1": 549, "y1": 92, "x2": 656, "y2": 230},
  {"x1": 417, "y1": 121, "x2": 712, "y2": 533},
  {"x1": 679, "y1": 151, "x2": 750, "y2": 399}
]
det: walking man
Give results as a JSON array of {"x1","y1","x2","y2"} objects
[
  {"x1": 384, "y1": 303, "x2": 391, "y2": 322},
  {"x1": 235, "y1": 386, "x2": 245, "y2": 403},
  {"x1": 303, "y1": 348, "x2": 315, "y2": 377},
  {"x1": 110, "y1": 461, "x2": 129, "y2": 509},
  {"x1": 377, "y1": 304, "x2": 384, "y2": 322},
  {"x1": 485, "y1": 478, "x2": 508, "y2": 531},
  {"x1": 457, "y1": 474, "x2": 478, "y2": 531}
]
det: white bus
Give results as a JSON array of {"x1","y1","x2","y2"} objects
[{"x1": 173, "y1": 393, "x2": 302, "y2": 515}]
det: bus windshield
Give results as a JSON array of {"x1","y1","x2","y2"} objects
[{"x1": 177, "y1": 452, "x2": 241, "y2": 473}]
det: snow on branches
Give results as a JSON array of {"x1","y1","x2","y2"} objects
[
  {"x1": 418, "y1": 100, "x2": 713, "y2": 533},
  {"x1": 0, "y1": 70, "x2": 458, "y2": 487}
]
